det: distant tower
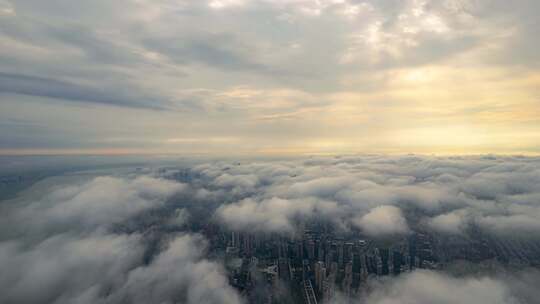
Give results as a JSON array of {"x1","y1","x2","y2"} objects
[
  {"x1": 314, "y1": 261, "x2": 326, "y2": 292},
  {"x1": 337, "y1": 242, "x2": 344, "y2": 267},
  {"x1": 307, "y1": 239, "x2": 315, "y2": 260},
  {"x1": 322, "y1": 273, "x2": 336, "y2": 303},
  {"x1": 393, "y1": 250, "x2": 403, "y2": 275},
  {"x1": 231, "y1": 231, "x2": 240, "y2": 248},
  {"x1": 317, "y1": 241, "x2": 325, "y2": 262},
  {"x1": 342, "y1": 261, "x2": 353, "y2": 297},
  {"x1": 379, "y1": 248, "x2": 389, "y2": 275}
]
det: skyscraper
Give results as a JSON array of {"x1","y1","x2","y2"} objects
[
  {"x1": 379, "y1": 248, "x2": 389, "y2": 276},
  {"x1": 393, "y1": 250, "x2": 403, "y2": 275},
  {"x1": 314, "y1": 261, "x2": 326, "y2": 293}
]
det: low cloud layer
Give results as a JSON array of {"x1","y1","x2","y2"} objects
[
  {"x1": 330, "y1": 269, "x2": 540, "y2": 304},
  {"x1": 0, "y1": 175, "x2": 186, "y2": 239},
  {"x1": 2, "y1": 155, "x2": 540, "y2": 303},
  {"x1": 204, "y1": 155, "x2": 540, "y2": 240},
  {"x1": 0, "y1": 173, "x2": 241, "y2": 304},
  {"x1": 216, "y1": 196, "x2": 340, "y2": 233},
  {"x1": 352, "y1": 205, "x2": 409, "y2": 237}
]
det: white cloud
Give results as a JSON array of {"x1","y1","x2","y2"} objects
[
  {"x1": 109, "y1": 234, "x2": 242, "y2": 304},
  {"x1": 0, "y1": 233, "x2": 242, "y2": 304},
  {"x1": 0, "y1": 233, "x2": 144, "y2": 304},
  {"x1": 216, "y1": 196, "x2": 340, "y2": 233},
  {"x1": 427, "y1": 209, "x2": 469, "y2": 234},
  {"x1": 209, "y1": 0, "x2": 246, "y2": 9},
  {"x1": 2, "y1": 176, "x2": 186, "y2": 236},
  {"x1": 352, "y1": 205, "x2": 409, "y2": 237},
  {"x1": 0, "y1": 173, "x2": 241, "y2": 304},
  {"x1": 200, "y1": 155, "x2": 540, "y2": 239},
  {"x1": 4, "y1": 155, "x2": 540, "y2": 303},
  {"x1": 477, "y1": 214, "x2": 540, "y2": 236},
  {"x1": 356, "y1": 269, "x2": 525, "y2": 304}
]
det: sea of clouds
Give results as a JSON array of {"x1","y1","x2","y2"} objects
[
  {"x1": 1, "y1": 155, "x2": 540, "y2": 303},
  {"x1": 196, "y1": 155, "x2": 540, "y2": 239}
]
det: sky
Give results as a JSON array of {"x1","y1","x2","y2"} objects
[{"x1": 0, "y1": 0, "x2": 539, "y2": 155}]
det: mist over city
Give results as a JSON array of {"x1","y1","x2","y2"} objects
[
  {"x1": 1, "y1": 0, "x2": 540, "y2": 303},
  {"x1": 1, "y1": 155, "x2": 540, "y2": 303}
]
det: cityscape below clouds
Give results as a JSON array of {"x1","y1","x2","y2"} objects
[
  {"x1": 1, "y1": 0, "x2": 540, "y2": 303},
  {"x1": 2, "y1": 155, "x2": 540, "y2": 303}
]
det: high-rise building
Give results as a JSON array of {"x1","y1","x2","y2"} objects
[
  {"x1": 278, "y1": 258, "x2": 290, "y2": 281},
  {"x1": 344, "y1": 242, "x2": 354, "y2": 262},
  {"x1": 322, "y1": 274, "x2": 336, "y2": 303},
  {"x1": 379, "y1": 248, "x2": 389, "y2": 275},
  {"x1": 392, "y1": 250, "x2": 403, "y2": 275},
  {"x1": 329, "y1": 262, "x2": 338, "y2": 277},
  {"x1": 243, "y1": 234, "x2": 253, "y2": 257},
  {"x1": 303, "y1": 279, "x2": 318, "y2": 304},
  {"x1": 325, "y1": 250, "x2": 334, "y2": 270},
  {"x1": 342, "y1": 261, "x2": 353, "y2": 297},
  {"x1": 307, "y1": 240, "x2": 315, "y2": 260},
  {"x1": 231, "y1": 231, "x2": 240, "y2": 248},
  {"x1": 409, "y1": 235, "x2": 417, "y2": 270},
  {"x1": 352, "y1": 253, "x2": 361, "y2": 273},
  {"x1": 317, "y1": 240, "x2": 324, "y2": 262},
  {"x1": 314, "y1": 261, "x2": 326, "y2": 292},
  {"x1": 365, "y1": 254, "x2": 377, "y2": 274},
  {"x1": 294, "y1": 241, "x2": 304, "y2": 261},
  {"x1": 337, "y1": 242, "x2": 344, "y2": 267}
]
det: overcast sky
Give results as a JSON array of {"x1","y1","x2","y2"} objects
[{"x1": 1, "y1": 0, "x2": 539, "y2": 155}]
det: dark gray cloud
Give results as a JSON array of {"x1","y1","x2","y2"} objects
[
  {"x1": 142, "y1": 33, "x2": 271, "y2": 73},
  {"x1": 0, "y1": 72, "x2": 171, "y2": 110}
]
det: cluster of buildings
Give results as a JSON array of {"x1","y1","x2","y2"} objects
[{"x1": 213, "y1": 227, "x2": 438, "y2": 304}]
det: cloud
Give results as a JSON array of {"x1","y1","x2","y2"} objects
[
  {"x1": 0, "y1": 233, "x2": 242, "y2": 304},
  {"x1": 0, "y1": 172, "x2": 241, "y2": 304},
  {"x1": 107, "y1": 234, "x2": 242, "y2": 304},
  {"x1": 3, "y1": 156, "x2": 540, "y2": 303},
  {"x1": 1, "y1": 0, "x2": 540, "y2": 153},
  {"x1": 0, "y1": 72, "x2": 171, "y2": 110},
  {"x1": 213, "y1": 172, "x2": 260, "y2": 194},
  {"x1": 477, "y1": 214, "x2": 540, "y2": 237},
  {"x1": 167, "y1": 208, "x2": 190, "y2": 228},
  {"x1": 0, "y1": 175, "x2": 186, "y2": 238},
  {"x1": 0, "y1": 233, "x2": 144, "y2": 304},
  {"x1": 216, "y1": 196, "x2": 340, "y2": 233},
  {"x1": 427, "y1": 209, "x2": 469, "y2": 234},
  {"x1": 347, "y1": 269, "x2": 539, "y2": 304},
  {"x1": 197, "y1": 155, "x2": 540, "y2": 239},
  {"x1": 352, "y1": 205, "x2": 409, "y2": 237},
  {"x1": 287, "y1": 176, "x2": 357, "y2": 198},
  {"x1": 142, "y1": 33, "x2": 272, "y2": 73}
]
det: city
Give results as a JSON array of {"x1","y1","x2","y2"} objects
[
  {"x1": 2, "y1": 0, "x2": 540, "y2": 303},
  {"x1": 2, "y1": 156, "x2": 540, "y2": 303},
  {"x1": 198, "y1": 216, "x2": 540, "y2": 303}
]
